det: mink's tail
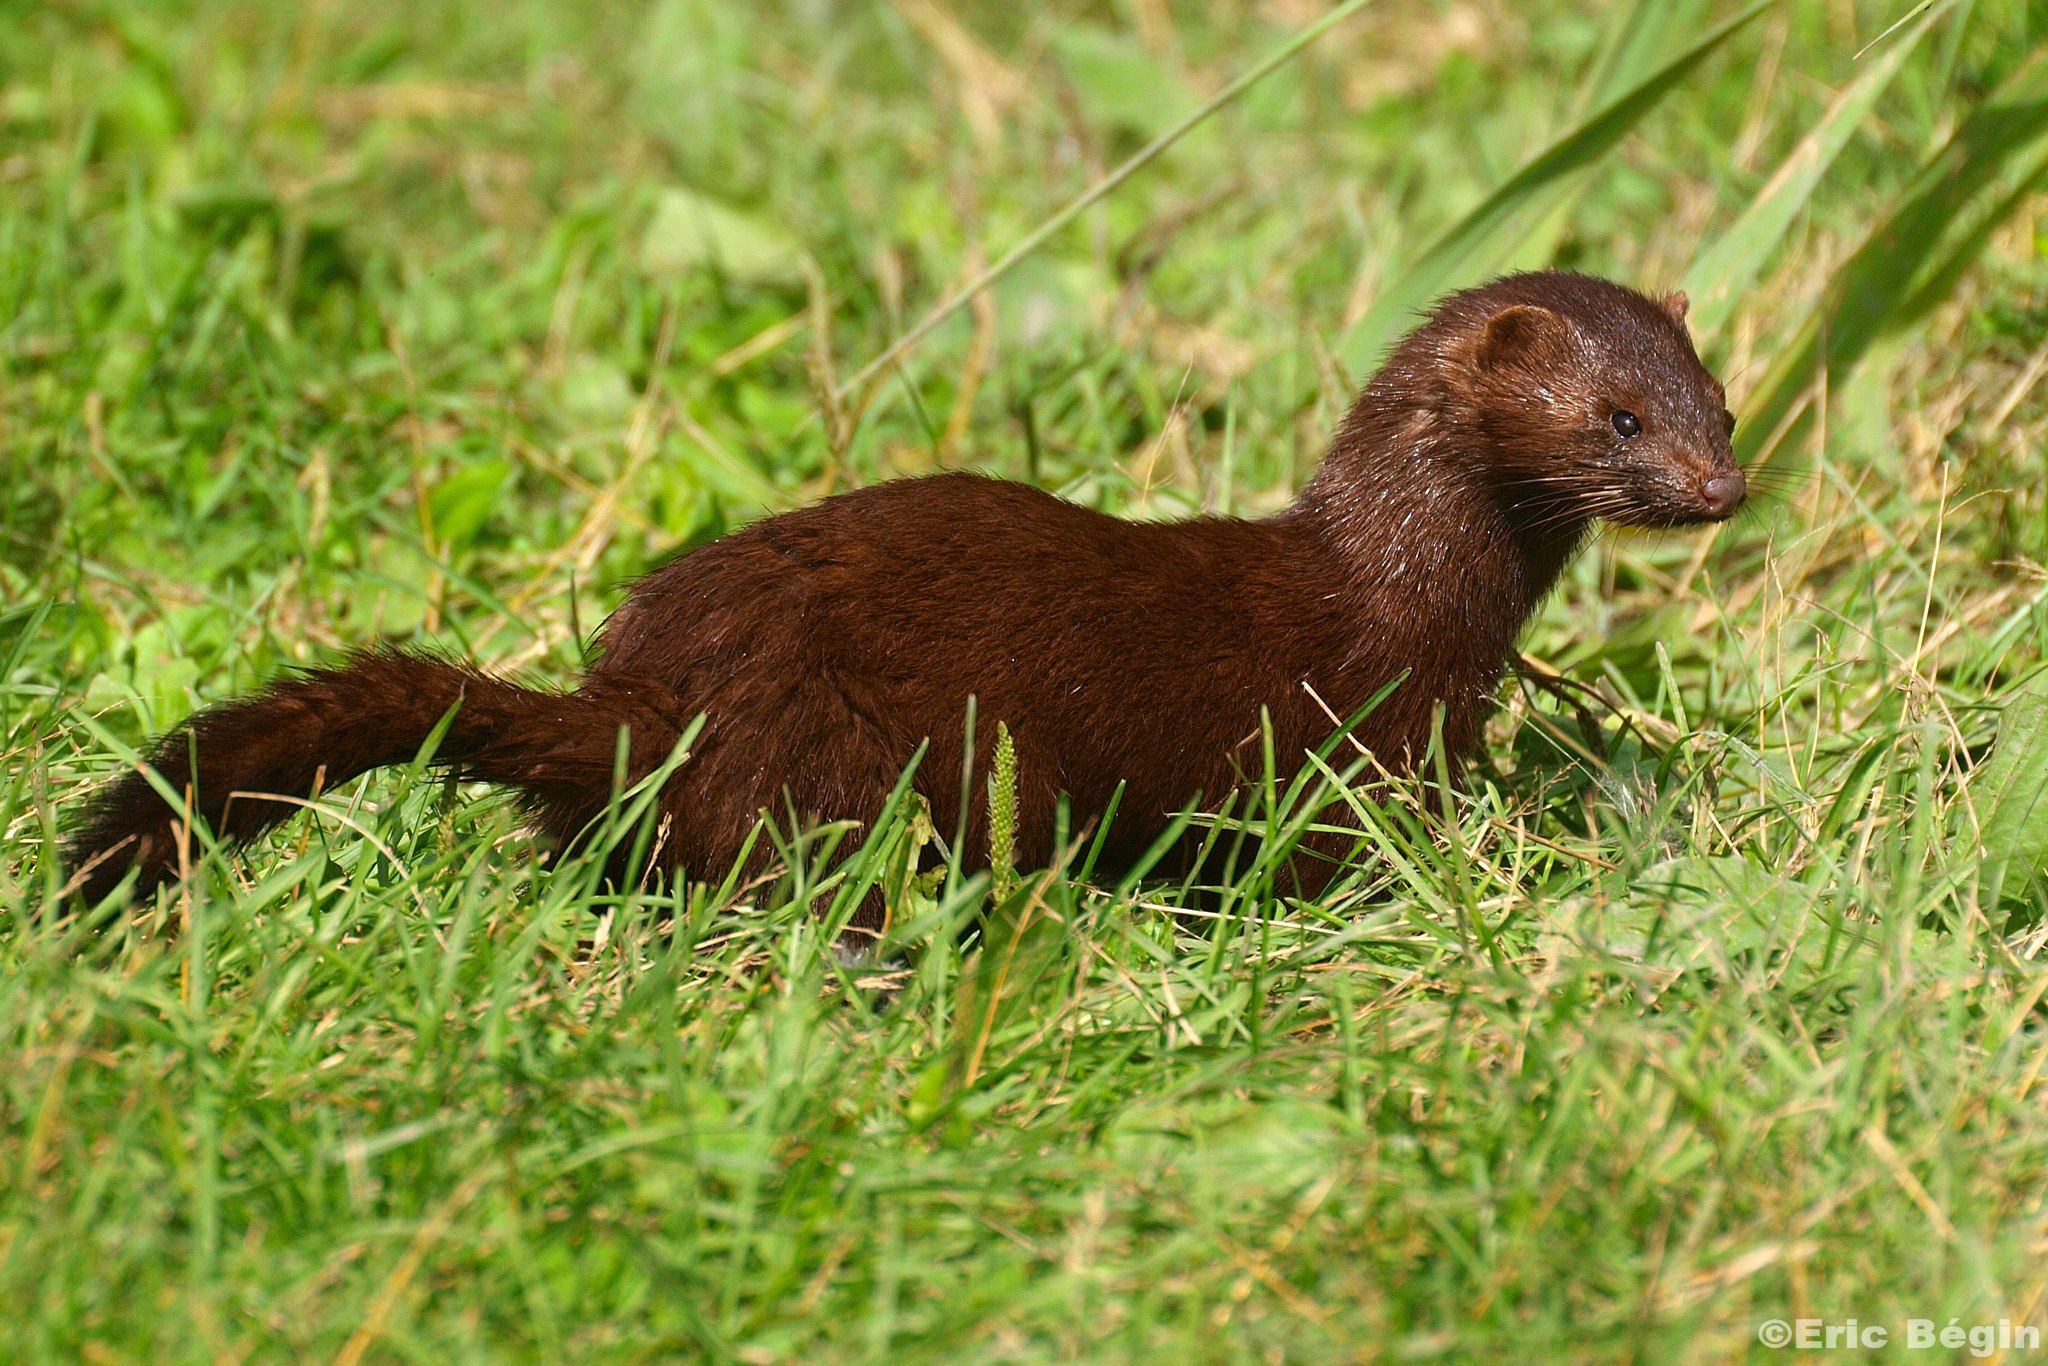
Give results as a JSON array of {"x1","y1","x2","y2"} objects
[{"x1": 64, "y1": 648, "x2": 686, "y2": 904}]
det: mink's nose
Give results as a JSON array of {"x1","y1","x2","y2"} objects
[{"x1": 1700, "y1": 471, "x2": 1746, "y2": 519}]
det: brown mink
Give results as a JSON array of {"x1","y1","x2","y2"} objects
[{"x1": 65, "y1": 271, "x2": 1745, "y2": 925}]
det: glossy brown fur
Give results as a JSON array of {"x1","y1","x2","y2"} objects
[{"x1": 66, "y1": 272, "x2": 1744, "y2": 925}]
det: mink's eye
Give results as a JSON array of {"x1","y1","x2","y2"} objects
[
  {"x1": 1611, "y1": 410, "x2": 1642, "y2": 438},
  {"x1": 1723, "y1": 409, "x2": 1737, "y2": 437}
]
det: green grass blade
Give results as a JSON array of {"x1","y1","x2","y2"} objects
[
  {"x1": 1681, "y1": 0, "x2": 1955, "y2": 338},
  {"x1": 1973, "y1": 676, "x2": 2048, "y2": 911},
  {"x1": 1581, "y1": 0, "x2": 1718, "y2": 109},
  {"x1": 1340, "y1": 0, "x2": 1776, "y2": 375},
  {"x1": 1738, "y1": 47, "x2": 2048, "y2": 466}
]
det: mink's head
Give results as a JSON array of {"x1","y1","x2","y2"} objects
[{"x1": 1406, "y1": 272, "x2": 1746, "y2": 529}]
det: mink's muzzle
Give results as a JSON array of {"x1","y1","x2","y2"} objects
[
  {"x1": 1632, "y1": 449, "x2": 1749, "y2": 525},
  {"x1": 1587, "y1": 453, "x2": 1750, "y2": 530},
  {"x1": 1700, "y1": 471, "x2": 1747, "y2": 519}
]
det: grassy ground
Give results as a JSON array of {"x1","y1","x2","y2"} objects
[{"x1": 5, "y1": 0, "x2": 2048, "y2": 1359}]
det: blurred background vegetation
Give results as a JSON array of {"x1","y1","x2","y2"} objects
[
  {"x1": 5, "y1": 0, "x2": 2048, "y2": 1359},
  {"x1": 3, "y1": 0, "x2": 2040, "y2": 720}
]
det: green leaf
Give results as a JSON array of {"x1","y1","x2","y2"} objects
[
  {"x1": 429, "y1": 459, "x2": 515, "y2": 551},
  {"x1": 904, "y1": 1059, "x2": 949, "y2": 1131},
  {"x1": 1974, "y1": 677, "x2": 2048, "y2": 910},
  {"x1": 555, "y1": 357, "x2": 635, "y2": 425},
  {"x1": 1340, "y1": 0, "x2": 1775, "y2": 375},
  {"x1": 1681, "y1": 0, "x2": 1954, "y2": 339},
  {"x1": 1052, "y1": 25, "x2": 1199, "y2": 140},
  {"x1": 640, "y1": 186, "x2": 807, "y2": 289}
]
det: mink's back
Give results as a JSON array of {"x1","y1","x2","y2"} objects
[{"x1": 592, "y1": 473, "x2": 1373, "y2": 867}]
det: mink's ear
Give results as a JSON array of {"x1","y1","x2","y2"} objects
[
  {"x1": 1660, "y1": 290, "x2": 1690, "y2": 326},
  {"x1": 1476, "y1": 304, "x2": 1569, "y2": 372}
]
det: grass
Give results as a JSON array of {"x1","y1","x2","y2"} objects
[{"x1": 5, "y1": 0, "x2": 2048, "y2": 1359}]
